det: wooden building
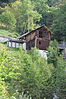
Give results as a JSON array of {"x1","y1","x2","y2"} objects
[{"x1": 19, "y1": 25, "x2": 51, "y2": 50}]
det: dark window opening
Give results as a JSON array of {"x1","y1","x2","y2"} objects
[
  {"x1": 39, "y1": 41, "x2": 41, "y2": 45},
  {"x1": 39, "y1": 31, "x2": 42, "y2": 38},
  {"x1": 59, "y1": 49, "x2": 64, "y2": 54}
]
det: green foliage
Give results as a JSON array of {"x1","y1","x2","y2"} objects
[
  {"x1": 0, "y1": 0, "x2": 57, "y2": 33},
  {"x1": 8, "y1": 48, "x2": 52, "y2": 98},
  {"x1": 0, "y1": 29, "x2": 19, "y2": 38},
  {"x1": 0, "y1": 44, "x2": 66, "y2": 99},
  {"x1": 51, "y1": 2, "x2": 66, "y2": 41},
  {"x1": 0, "y1": 0, "x2": 66, "y2": 36},
  {"x1": 47, "y1": 40, "x2": 66, "y2": 98},
  {"x1": 32, "y1": 0, "x2": 52, "y2": 26},
  {"x1": 49, "y1": 57, "x2": 66, "y2": 98},
  {"x1": 15, "y1": 0, "x2": 41, "y2": 33},
  {"x1": 0, "y1": 0, "x2": 66, "y2": 98},
  {"x1": 0, "y1": 11, "x2": 16, "y2": 30},
  {"x1": 47, "y1": 40, "x2": 59, "y2": 67}
]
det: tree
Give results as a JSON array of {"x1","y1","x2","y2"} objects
[
  {"x1": 15, "y1": 0, "x2": 41, "y2": 33},
  {"x1": 0, "y1": 11, "x2": 16, "y2": 30},
  {"x1": 5, "y1": 48, "x2": 53, "y2": 99},
  {"x1": 31, "y1": 0, "x2": 56, "y2": 27},
  {"x1": 49, "y1": 57, "x2": 66, "y2": 99},
  {"x1": 51, "y1": 3, "x2": 66, "y2": 41},
  {"x1": 0, "y1": 44, "x2": 66, "y2": 99},
  {"x1": 28, "y1": 48, "x2": 53, "y2": 99},
  {"x1": 47, "y1": 40, "x2": 59, "y2": 67},
  {"x1": 47, "y1": 40, "x2": 66, "y2": 98}
]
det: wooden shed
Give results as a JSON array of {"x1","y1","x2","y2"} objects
[{"x1": 19, "y1": 25, "x2": 52, "y2": 50}]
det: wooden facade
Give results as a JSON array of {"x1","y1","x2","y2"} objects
[{"x1": 19, "y1": 25, "x2": 51, "y2": 50}]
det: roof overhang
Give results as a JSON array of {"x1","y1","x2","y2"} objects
[
  {"x1": 8, "y1": 39, "x2": 25, "y2": 43},
  {"x1": 19, "y1": 25, "x2": 52, "y2": 39}
]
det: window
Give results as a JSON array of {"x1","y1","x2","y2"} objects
[
  {"x1": 39, "y1": 31, "x2": 42, "y2": 38},
  {"x1": 39, "y1": 41, "x2": 41, "y2": 45}
]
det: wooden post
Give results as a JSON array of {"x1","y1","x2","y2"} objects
[
  {"x1": 11, "y1": 41, "x2": 12, "y2": 47},
  {"x1": 35, "y1": 36, "x2": 37, "y2": 48}
]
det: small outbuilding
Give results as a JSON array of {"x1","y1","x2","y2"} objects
[{"x1": 7, "y1": 39, "x2": 26, "y2": 50}]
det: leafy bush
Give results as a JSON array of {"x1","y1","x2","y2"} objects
[
  {"x1": 0, "y1": 11, "x2": 16, "y2": 30},
  {"x1": 0, "y1": 44, "x2": 66, "y2": 99}
]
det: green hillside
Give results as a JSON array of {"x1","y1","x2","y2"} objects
[
  {"x1": 0, "y1": 43, "x2": 66, "y2": 99},
  {"x1": 0, "y1": 0, "x2": 66, "y2": 98},
  {"x1": 0, "y1": 29, "x2": 19, "y2": 38}
]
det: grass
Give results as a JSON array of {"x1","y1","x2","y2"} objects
[{"x1": 0, "y1": 29, "x2": 19, "y2": 38}]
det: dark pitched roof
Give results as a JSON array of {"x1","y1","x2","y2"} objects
[
  {"x1": 19, "y1": 25, "x2": 52, "y2": 39},
  {"x1": 8, "y1": 38, "x2": 24, "y2": 43},
  {"x1": 0, "y1": 36, "x2": 13, "y2": 42}
]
